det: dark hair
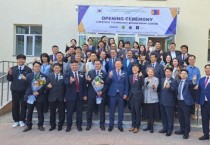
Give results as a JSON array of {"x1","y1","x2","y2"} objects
[
  {"x1": 180, "y1": 69, "x2": 188, "y2": 74},
  {"x1": 56, "y1": 52, "x2": 63, "y2": 56},
  {"x1": 70, "y1": 39, "x2": 77, "y2": 44},
  {"x1": 188, "y1": 55, "x2": 196, "y2": 59},
  {"x1": 124, "y1": 41, "x2": 130, "y2": 45},
  {"x1": 71, "y1": 60, "x2": 78, "y2": 64},
  {"x1": 76, "y1": 46, "x2": 82, "y2": 51},
  {"x1": 33, "y1": 61, "x2": 42, "y2": 66},
  {"x1": 115, "y1": 59, "x2": 122, "y2": 64},
  {"x1": 204, "y1": 64, "x2": 210, "y2": 68},
  {"x1": 133, "y1": 41, "x2": 139, "y2": 49},
  {"x1": 16, "y1": 54, "x2": 26, "y2": 60},
  {"x1": 90, "y1": 52, "x2": 96, "y2": 55},
  {"x1": 101, "y1": 36, "x2": 107, "y2": 41},
  {"x1": 164, "y1": 54, "x2": 172, "y2": 64},
  {"x1": 150, "y1": 52, "x2": 157, "y2": 58},
  {"x1": 180, "y1": 45, "x2": 188, "y2": 52},
  {"x1": 172, "y1": 58, "x2": 180, "y2": 66},
  {"x1": 87, "y1": 37, "x2": 93, "y2": 42},
  {"x1": 155, "y1": 41, "x2": 161, "y2": 45},
  {"x1": 69, "y1": 46, "x2": 76, "y2": 50},
  {"x1": 118, "y1": 40, "x2": 125, "y2": 48},
  {"x1": 132, "y1": 64, "x2": 140, "y2": 68},
  {"x1": 94, "y1": 59, "x2": 102, "y2": 64},
  {"x1": 52, "y1": 45, "x2": 58, "y2": 49},
  {"x1": 169, "y1": 42, "x2": 176, "y2": 46},
  {"x1": 40, "y1": 53, "x2": 50, "y2": 63},
  {"x1": 82, "y1": 43, "x2": 88, "y2": 47},
  {"x1": 139, "y1": 45, "x2": 146, "y2": 53},
  {"x1": 53, "y1": 63, "x2": 61, "y2": 68},
  {"x1": 165, "y1": 67, "x2": 173, "y2": 72}
]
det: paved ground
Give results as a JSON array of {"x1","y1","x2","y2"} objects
[{"x1": 0, "y1": 113, "x2": 209, "y2": 145}]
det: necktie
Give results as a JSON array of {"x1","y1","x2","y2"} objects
[
  {"x1": 19, "y1": 66, "x2": 22, "y2": 74},
  {"x1": 75, "y1": 72, "x2": 79, "y2": 92},
  {"x1": 204, "y1": 77, "x2": 209, "y2": 87},
  {"x1": 152, "y1": 63, "x2": 155, "y2": 68},
  {"x1": 178, "y1": 81, "x2": 184, "y2": 100},
  {"x1": 97, "y1": 71, "x2": 99, "y2": 76},
  {"x1": 56, "y1": 74, "x2": 59, "y2": 82},
  {"x1": 117, "y1": 71, "x2": 120, "y2": 80},
  {"x1": 133, "y1": 75, "x2": 137, "y2": 84},
  {"x1": 112, "y1": 58, "x2": 115, "y2": 66}
]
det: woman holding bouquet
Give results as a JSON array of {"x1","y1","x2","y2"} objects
[{"x1": 23, "y1": 61, "x2": 49, "y2": 132}]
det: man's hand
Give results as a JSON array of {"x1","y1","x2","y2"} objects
[
  {"x1": 83, "y1": 96, "x2": 87, "y2": 100},
  {"x1": 20, "y1": 74, "x2": 27, "y2": 80},
  {"x1": 165, "y1": 83, "x2": 170, "y2": 89},
  {"x1": 70, "y1": 77, "x2": 75, "y2": 83},
  {"x1": 8, "y1": 66, "x2": 12, "y2": 75},
  {"x1": 123, "y1": 95, "x2": 127, "y2": 100},
  {"x1": 97, "y1": 91, "x2": 102, "y2": 96},
  {"x1": 47, "y1": 83, "x2": 52, "y2": 88},
  {"x1": 33, "y1": 92, "x2": 39, "y2": 96},
  {"x1": 194, "y1": 85, "x2": 198, "y2": 90},
  {"x1": 86, "y1": 75, "x2": 91, "y2": 81},
  {"x1": 109, "y1": 71, "x2": 113, "y2": 78}
]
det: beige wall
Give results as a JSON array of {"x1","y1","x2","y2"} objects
[{"x1": 0, "y1": 0, "x2": 209, "y2": 74}]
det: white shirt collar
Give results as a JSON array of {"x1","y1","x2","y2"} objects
[{"x1": 18, "y1": 65, "x2": 25, "y2": 70}]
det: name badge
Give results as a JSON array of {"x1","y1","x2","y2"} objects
[{"x1": 18, "y1": 75, "x2": 22, "y2": 80}]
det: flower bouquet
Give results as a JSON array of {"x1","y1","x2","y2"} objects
[{"x1": 92, "y1": 76, "x2": 104, "y2": 104}]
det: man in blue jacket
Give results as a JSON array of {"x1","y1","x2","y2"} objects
[
  {"x1": 107, "y1": 59, "x2": 128, "y2": 132},
  {"x1": 196, "y1": 64, "x2": 210, "y2": 140}
]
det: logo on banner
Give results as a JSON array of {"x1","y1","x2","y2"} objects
[
  {"x1": 129, "y1": 26, "x2": 132, "y2": 29},
  {"x1": 151, "y1": 9, "x2": 160, "y2": 15},
  {"x1": 136, "y1": 26, "x2": 139, "y2": 30},
  {"x1": 97, "y1": 9, "x2": 102, "y2": 13},
  {"x1": 121, "y1": 26, "x2": 125, "y2": 29}
]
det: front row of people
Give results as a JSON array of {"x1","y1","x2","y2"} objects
[{"x1": 7, "y1": 55, "x2": 210, "y2": 140}]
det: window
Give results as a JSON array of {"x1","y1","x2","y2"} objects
[
  {"x1": 15, "y1": 25, "x2": 42, "y2": 56},
  {"x1": 208, "y1": 30, "x2": 210, "y2": 61}
]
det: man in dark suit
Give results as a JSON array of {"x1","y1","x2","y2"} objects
[
  {"x1": 164, "y1": 42, "x2": 181, "y2": 60},
  {"x1": 175, "y1": 69, "x2": 197, "y2": 139},
  {"x1": 122, "y1": 50, "x2": 138, "y2": 77},
  {"x1": 47, "y1": 63, "x2": 65, "y2": 131},
  {"x1": 122, "y1": 41, "x2": 132, "y2": 59},
  {"x1": 159, "y1": 67, "x2": 177, "y2": 136},
  {"x1": 128, "y1": 64, "x2": 144, "y2": 133},
  {"x1": 49, "y1": 45, "x2": 59, "y2": 62},
  {"x1": 96, "y1": 41, "x2": 106, "y2": 58},
  {"x1": 99, "y1": 51, "x2": 108, "y2": 73},
  {"x1": 107, "y1": 59, "x2": 129, "y2": 132},
  {"x1": 176, "y1": 45, "x2": 191, "y2": 67},
  {"x1": 64, "y1": 60, "x2": 87, "y2": 132},
  {"x1": 86, "y1": 59, "x2": 108, "y2": 131},
  {"x1": 196, "y1": 64, "x2": 210, "y2": 140},
  {"x1": 7, "y1": 54, "x2": 32, "y2": 128},
  {"x1": 23, "y1": 61, "x2": 48, "y2": 132},
  {"x1": 107, "y1": 49, "x2": 118, "y2": 73}
]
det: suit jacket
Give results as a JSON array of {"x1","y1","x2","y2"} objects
[
  {"x1": 24, "y1": 72, "x2": 48, "y2": 103},
  {"x1": 7, "y1": 65, "x2": 32, "y2": 92},
  {"x1": 122, "y1": 58, "x2": 138, "y2": 77},
  {"x1": 128, "y1": 74, "x2": 144, "y2": 102},
  {"x1": 197, "y1": 77, "x2": 210, "y2": 105},
  {"x1": 107, "y1": 58, "x2": 117, "y2": 73},
  {"x1": 52, "y1": 61, "x2": 67, "y2": 74},
  {"x1": 107, "y1": 70, "x2": 128, "y2": 97},
  {"x1": 47, "y1": 73, "x2": 65, "y2": 102},
  {"x1": 86, "y1": 69, "x2": 108, "y2": 99},
  {"x1": 160, "y1": 77, "x2": 178, "y2": 107},
  {"x1": 64, "y1": 71, "x2": 87, "y2": 101},
  {"x1": 163, "y1": 51, "x2": 181, "y2": 61},
  {"x1": 88, "y1": 45, "x2": 96, "y2": 53},
  {"x1": 177, "y1": 53, "x2": 191, "y2": 66},
  {"x1": 178, "y1": 79, "x2": 196, "y2": 106}
]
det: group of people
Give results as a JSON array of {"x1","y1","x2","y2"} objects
[{"x1": 7, "y1": 36, "x2": 210, "y2": 141}]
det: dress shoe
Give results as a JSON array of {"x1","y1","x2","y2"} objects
[
  {"x1": 166, "y1": 132, "x2": 172, "y2": 136},
  {"x1": 38, "y1": 126, "x2": 45, "y2": 131},
  {"x1": 49, "y1": 126, "x2": 56, "y2": 131},
  {"x1": 58, "y1": 126, "x2": 62, "y2": 131},
  {"x1": 143, "y1": 126, "x2": 150, "y2": 131},
  {"x1": 100, "y1": 126, "x2": 105, "y2": 131},
  {"x1": 175, "y1": 130, "x2": 184, "y2": 135},
  {"x1": 183, "y1": 134, "x2": 189, "y2": 139},
  {"x1": 199, "y1": 135, "x2": 209, "y2": 140},
  {"x1": 23, "y1": 126, "x2": 32, "y2": 132},
  {"x1": 108, "y1": 127, "x2": 113, "y2": 132},
  {"x1": 66, "y1": 127, "x2": 71, "y2": 132},
  {"x1": 77, "y1": 126, "x2": 82, "y2": 131},
  {"x1": 118, "y1": 127, "x2": 124, "y2": 132},
  {"x1": 159, "y1": 129, "x2": 167, "y2": 133},
  {"x1": 129, "y1": 127, "x2": 135, "y2": 132},
  {"x1": 150, "y1": 126, "x2": 154, "y2": 133},
  {"x1": 133, "y1": 128, "x2": 139, "y2": 133},
  {"x1": 86, "y1": 126, "x2": 91, "y2": 131}
]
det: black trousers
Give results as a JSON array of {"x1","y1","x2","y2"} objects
[
  {"x1": 86, "y1": 97, "x2": 105, "y2": 127},
  {"x1": 11, "y1": 91, "x2": 27, "y2": 122},
  {"x1": 130, "y1": 99, "x2": 142, "y2": 129},
  {"x1": 44, "y1": 91, "x2": 49, "y2": 112},
  {"x1": 160, "y1": 105, "x2": 174, "y2": 132},
  {"x1": 66, "y1": 93, "x2": 83, "y2": 128},
  {"x1": 26, "y1": 102, "x2": 44, "y2": 127},
  {"x1": 201, "y1": 101, "x2": 210, "y2": 137},
  {"x1": 49, "y1": 100, "x2": 65, "y2": 127},
  {"x1": 177, "y1": 101, "x2": 191, "y2": 135}
]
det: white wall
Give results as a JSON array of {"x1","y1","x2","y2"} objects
[{"x1": 0, "y1": 0, "x2": 209, "y2": 74}]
